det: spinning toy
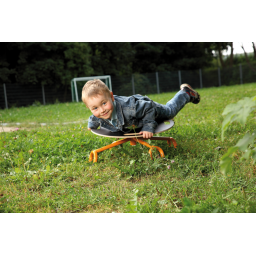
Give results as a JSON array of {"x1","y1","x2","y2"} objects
[{"x1": 89, "y1": 120, "x2": 177, "y2": 163}]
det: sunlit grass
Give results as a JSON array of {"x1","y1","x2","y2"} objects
[
  {"x1": 0, "y1": 101, "x2": 91, "y2": 125},
  {"x1": 0, "y1": 83, "x2": 256, "y2": 213}
]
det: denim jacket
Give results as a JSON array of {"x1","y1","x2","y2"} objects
[{"x1": 88, "y1": 94, "x2": 171, "y2": 133}]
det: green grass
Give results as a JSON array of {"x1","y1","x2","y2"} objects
[
  {"x1": 0, "y1": 101, "x2": 91, "y2": 126},
  {"x1": 1, "y1": 83, "x2": 256, "y2": 213}
]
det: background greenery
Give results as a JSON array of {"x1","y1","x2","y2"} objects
[{"x1": 3, "y1": 42, "x2": 254, "y2": 88}]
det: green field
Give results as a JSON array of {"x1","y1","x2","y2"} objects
[{"x1": 1, "y1": 83, "x2": 256, "y2": 213}]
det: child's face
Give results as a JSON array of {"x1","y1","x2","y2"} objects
[{"x1": 86, "y1": 92, "x2": 114, "y2": 120}]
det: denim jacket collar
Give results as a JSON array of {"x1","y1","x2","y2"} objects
[{"x1": 115, "y1": 100, "x2": 124, "y2": 127}]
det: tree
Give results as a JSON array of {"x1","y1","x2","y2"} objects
[
  {"x1": 210, "y1": 42, "x2": 232, "y2": 68},
  {"x1": 131, "y1": 42, "x2": 217, "y2": 73},
  {"x1": 241, "y1": 42, "x2": 256, "y2": 72},
  {"x1": 229, "y1": 42, "x2": 234, "y2": 67},
  {"x1": 253, "y1": 42, "x2": 256, "y2": 59},
  {"x1": 89, "y1": 43, "x2": 134, "y2": 76},
  {"x1": 0, "y1": 43, "x2": 18, "y2": 84},
  {"x1": 0, "y1": 42, "x2": 93, "y2": 87}
]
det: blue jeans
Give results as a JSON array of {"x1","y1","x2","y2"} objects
[
  {"x1": 166, "y1": 90, "x2": 190, "y2": 118},
  {"x1": 155, "y1": 90, "x2": 190, "y2": 121}
]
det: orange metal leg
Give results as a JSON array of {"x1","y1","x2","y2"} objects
[
  {"x1": 89, "y1": 138, "x2": 131, "y2": 163},
  {"x1": 141, "y1": 137, "x2": 177, "y2": 148},
  {"x1": 130, "y1": 140, "x2": 137, "y2": 146},
  {"x1": 132, "y1": 138, "x2": 165, "y2": 160},
  {"x1": 167, "y1": 137, "x2": 177, "y2": 148},
  {"x1": 89, "y1": 150, "x2": 98, "y2": 163},
  {"x1": 89, "y1": 136, "x2": 177, "y2": 163}
]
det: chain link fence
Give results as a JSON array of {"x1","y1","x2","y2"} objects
[
  {"x1": 1, "y1": 63, "x2": 256, "y2": 109},
  {"x1": 0, "y1": 84, "x2": 71, "y2": 109},
  {"x1": 111, "y1": 63, "x2": 256, "y2": 96}
]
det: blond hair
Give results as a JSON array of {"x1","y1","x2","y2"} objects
[{"x1": 81, "y1": 79, "x2": 112, "y2": 105}]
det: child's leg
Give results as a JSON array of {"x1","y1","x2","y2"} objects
[
  {"x1": 165, "y1": 84, "x2": 200, "y2": 119},
  {"x1": 165, "y1": 90, "x2": 190, "y2": 119}
]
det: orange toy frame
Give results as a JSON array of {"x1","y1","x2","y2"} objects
[{"x1": 89, "y1": 136, "x2": 177, "y2": 163}]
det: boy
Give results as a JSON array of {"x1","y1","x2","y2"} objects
[{"x1": 82, "y1": 79, "x2": 200, "y2": 139}]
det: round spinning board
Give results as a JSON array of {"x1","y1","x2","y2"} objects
[
  {"x1": 91, "y1": 127, "x2": 143, "y2": 138},
  {"x1": 154, "y1": 119, "x2": 174, "y2": 134},
  {"x1": 91, "y1": 119, "x2": 174, "y2": 138}
]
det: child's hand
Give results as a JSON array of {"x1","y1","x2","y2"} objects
[
  {"x1": 88, "y1": 128, "x2": 91, "y2": 131},
  {"x1": 139, "y1": 131, "x2": 153, "y2": 139}
]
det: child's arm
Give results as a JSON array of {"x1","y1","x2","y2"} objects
[
  {"x1": 88, "y1": 115, "x2": 100, "y2": 130},
  {"x1": 135, "y1": 100, "x2": 158, "y2": 136}
]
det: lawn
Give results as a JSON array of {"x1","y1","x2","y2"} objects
[
  {"x1": 0, "y1": 83, "x2": 256, "y2": 213},
  {"x1": 0, "y1": 101, "x2": 91, "y2": 126}
]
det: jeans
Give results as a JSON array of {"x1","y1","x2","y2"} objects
[
  {"x1": 166, "y1": 90, "x2": 190, "y2": 118},
  {"x1": 155, "y1": 90, "x2": 190, "y2": 121}
]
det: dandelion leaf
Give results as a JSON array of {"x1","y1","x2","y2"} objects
[
  {"x1": 251, "y1": 148, "x2": 256, "y2": 163},
  {"x1": 222, "y1": 97, "x2": 256, "y2": 140},
  {"x1": 235, "y1": 131, "x2": 256, "y2": 151},
  {"x1": 220, "y1": 146, "x2": 238, "y2": 175},
  {"x1": 240, "y1": 149, "x2": 252, "y2": 161}
]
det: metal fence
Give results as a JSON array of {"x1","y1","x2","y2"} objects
[
  {"x1": 1, "y1": 63, "x2": 256, "y2": 109},
  {"x1": 0, "y1": 84, "x2": 71, "y2": 109},
  {"x1": 111, "y1": 64, "x2": 256, "y2": 96}
]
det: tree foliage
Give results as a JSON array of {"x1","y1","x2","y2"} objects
[
  {"x1": 89, "y1": 42, "x2": 134, "y2": 76},
  {"x1": 0, "y1": 42, "x2": 231, "y2": 88},
  {"x1": 0, "y1": 42, "x2": 93, "y2": 87},
  {"x1": 241, "y1": 42, "x2": 256, "y2": 72},
  {"x1": 131, "y1": 42, "x2": 216, "y2": 73}
]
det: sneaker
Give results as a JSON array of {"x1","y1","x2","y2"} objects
[{"x1": 180, "y1": 84, "x2": 200, "y2": 104}]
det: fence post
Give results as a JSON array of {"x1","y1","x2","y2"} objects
[
  {"x1": 218, "y1": 67, "x2": 221, "y2": 87},
  {"x1": 239, "y1": 64, "x2": 243, "y2": 85},
  {"x1": 42, "y1": 85, "x2": 46, "y2": 105},
  {"x1": 132, "y1": 75, "x2": 135, "y2": 94},
  {"x1": 199, "y1": 69, "x2": 203, "y2": 88},
  {"x1": 3, "y1": 83, "x2": 8, "y2": 109},
  {"x1": 74, "y1": 80, "x2": 79, "y2": 102},
  {"x1": 178, "y1": 70, "x2": 182, "y2": 85},
  {"x1": 156, "y1": 72, "x2": 160, "y2": 94}
]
